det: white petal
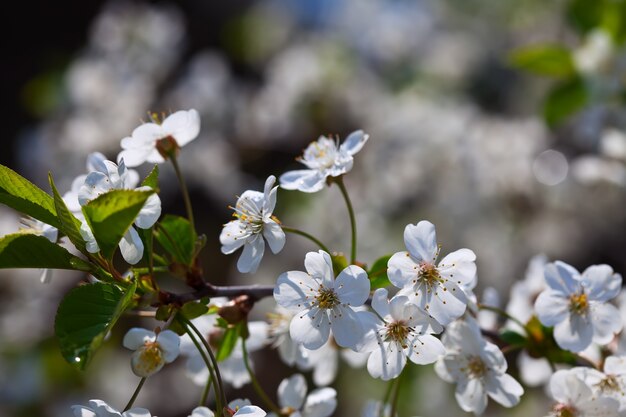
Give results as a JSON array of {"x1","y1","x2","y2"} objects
[
  {"x1": 517, "y1": 351, "x2": 552, "y2": 387},
  {"x1": 535, "y1": 290, "x2": 569, "y2": 326},
  {"x1": 220, "y1": 221, "x2": 247, "y2": 254},
  {"x1": 544, "y1": 261, "x2": 581, "y2": 295},
  {"x1": 334, "y1": 265, "x2": 369, "y2": 307},
  {"x1": 441, "y1": 319, "x2": 484, "y2": 355},
  {"x1": 279, "y1": 169, "x2": 327, "y2": 193},
  {"x1": 131, "y1": 122, "x2": 164, "y2": 143},
  {"x1": 123, "y1": 408, "x2": 152, "y2": 417},
  {"x1": 233, "y1": 406, "x2": 266, "y2": 417},
  {"x1": 290, "y1": 308, "x2": 330, "y2": 350},
  {"x1": 549, "y1": 369, "x2": 592, "y2": 404},
  {"x1": 145, "y1": 149, "x2": 166, "y2": 164},
  {"x1": 485, "y1": 373, "x2": 523, "y2": 408},
  {"x1": 123, "y1": 328, "x2": 155, "y2": 350},
  {"x1": 418, "y1": 281, "x2": 466, "y2": 326},
  {"x1": 403, "y1": 221, "x2": 438, "y2": 263},
  {"x1": 305, "y1": 251, "x2": 334, "y2": 287},
  {"x1": 354, "y1": 310, "x2": 384, "y2": 353},
  {"x1": 87, "y1": 152, "x2": 109, "y2": 173},
  {"x1": 367, "y1": 342, "x2": 406, "y2": 380},
  {"x1": 80, "y1": 221, "x2": 99, "y2": 253},
  {"x1": 554, "y1": 314, "x2": 593, "y2": 352},
  {"x1": 371, "y1": 288, "x2": 391, "y2": 319},
  {"x1": 590, "y1": 302, "x2": 622, "y2": 345},
  {"x1": 581, "y1": 265, "x2": 622, "y2": 302},
  {"x1": 274, "y1": 271, "x2": 320, "y2": 311},
  {"x1": 157, "y1": 330, "x2": 181, "y2": 363},
  {"x1": 162, "y1": 109, "x2": 201, "y2": 146},
  {"x1": 262, "y1": 175, "x2": 277, "y2": 213},
  {"x1": 339, "y1": 130, "x2": 369, "y2": 156},
  {"x1": 387, "y1": 251, "x2": 418, "y2": 289},
  {"x1": 330, "y1": 306, "x2": 364, "y2": 349},
  {"x1": 438, "y1": 248, "x2": 477, "y2": 286},
  {"x1": 404, "y1": 334, "x2": 445, "y2": 365},
  {"x1": 71, "y1": 406, "x2": 97, "y2": 417},
  {"x1": 388, "y1": 295, "x2": 412, "y2": 322},
  {"x1": 435, "y1": 354, "x2": 464, "y2": 383},
  {"x1": 263, "y1": 220, "x2": 285, "y2": 254},
  {"x1": 277, "y1": 374, "x2": 307, "y2": 410},
  {"x1": 246, "y1": 321, "x2": 270, "y2": 352},
  {"x1": 117, "y1": 147, "x2": 154, "y2": 168},
  {"x1": 311, "y1": 346, "x2": 338, "y2": 387},
  {"x1": 455, "y1": 377, "x2": 487, "y2": 414},
  {"x1": 604, "y1": 355, "x2": 626, "y2": 376},
  {"x1": 135, "y1": 191, "x2": 161, "y2": 229},
  {"x1": 237, "y1": 236, "x2": 265, "y2": 273},
  {"x1": 302, "y1": 387, "x2": 337, "y2": 417},
  {"x1": 186, "y1": 353, "x2": 210, "y2": 385},
  {"x1": 119, "y1": 227, "x2": 144, "y2": 265},
  {"x1": 79, "y1": 171, "x2": 111, "y2": 205},
  {"x1": 189, "y1": 407, "x2": 215, "y2": 417}
]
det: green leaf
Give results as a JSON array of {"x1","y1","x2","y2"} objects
[
  {"x1": 0, "y1": 164, "x2": 59, "y2": 228},
  {"x1": 181, "y1": 302, "x2": 209, "y2": 320},
  {"x1": 368, "y1": 255, "x2": 392, "y2": 290},
  {"x1": 55, "y1": 281, "x2": 136, "y2": 369},
  {"x1": 49, "y1": 174, "x2": 87, "y2": 255},
  {"x1": 155, "y1": 215, "x2": 197, "y2": 265},
  {"x1": 499, "y1": 330, "x2": 527, "y2": 348},
  {"x1": 0, "y1": 233, "x2": 92, "y2": 271},
  {"x1": 141, "y1": 165, "x2": 159, "y2": 190},
  {"x1": 509, "y1": 45, "x2": 575, "y2": 78},
  {"x1": 82, "y1": 189, "x2": 153, "y2": 260},
  {"x1": 216, "y1": 323, "x2": 242, "y2": 362},
  {"x1": 567, "y1": 0, "x2": 605, "y2": 34},
  {"x1": 543, "y1": 78, "x2": 588, "y2": 126}
]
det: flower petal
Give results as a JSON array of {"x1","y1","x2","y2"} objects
[
  {"x1": 485, "y1": 373, "x2": 523, "y2": 408},
  {"x1": 119, "y1": 227, "x2": 144, "y2": 265},
  {"x1": 123, "y1": 328, "x2": 155, "y2": 350},
  {"x1": 371, "y1": 288, "x2": 391, "y2": 320},
  {"x1": 71, "y1": 406, "x2": 98, "y2": 417},
  {"x1": 554, "y1": 313, "x2": 593, "y2": 352},
  {"x1": 279, "y1": 169, "x2": 326, "y2": 193},
  {"x1": 339, "y1": 130, "x2": 369, "y2": 156},
  {"x1": 335, "y1": 265, "x2": 369, "y2": 306},
  {"x1": 367, "y1": 341, "x2": 407, "y2": 380},
  {"x1": 162, "y1": 109, "x2": 201, "y2": 146},
  {"x1": 123, "y1": 408, "x2": 152, "y2": 417},
  {"x1": 277, "y1": 374, "x2": 307, "y2": 410},
  {"x1": 404, "y1": 334, "x2": 445, "y2": 365},
  {"x1": 590, "y1": 302, "x2": 622, "y2": 345},
  {"x1": 220, "y1": 221, "x2": 247, "y2": 254},
  {"x1": 330, "y1": 306, "x2": 364, "y2": 349},
  {"x1": 534, "y1": 290, "x2": 569, "y2": 326},
  {"x1": 387, "y1": 251, "x2": 418, "y2": 289},
  {"x1": 262, "y1": 175, "x2": 277, "y2": 214},
  {"x1": 302, "y1": 387, "x2": 337, "y2": 417},
  {"x1": 544, "y1": 261, "x2": 581, "y2": 295},
  {"x1": 157, "y1": 330, "x2": 181, "y2": 363},
  {"x1": 581, "y1": 265, "x2": 622, "y2": 302},
  {"x1": 304, "y1": 251, "x2": 334, "y2": 287},
  {"x1": 263, "y1": 220, "x2": 285, "y2": 254},
  {"x1": 290, "y1": 308, "x2": 330, "y2": 350},
  {"x1": 274, "y1": 270, "x2": 320, "y2": 311},
  {"x1": 455, "y1": 377, "x2": 487, "y2": 414},
  {"x1": 438, "y1": 248, "x2": 477, "y2": 286},
  {"x1": 403, "y1": 221, "x2": 438, "y2": 263},
  {"x1": 189, "y1": 407, "x2": 215, "y2": 417},
  {"x1": 233, "y1": 406, "x2": 266, "y2": 417},
  {"x1": 135, "y1": 190, "x2": 161, "y2": 229},
  {"x1": 237, "y1": 235, "x2": 265, "y2": 273}
]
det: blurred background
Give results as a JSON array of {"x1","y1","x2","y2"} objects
[{"x1": 1, "y1": 0, "x2": 625, "y2": 416}]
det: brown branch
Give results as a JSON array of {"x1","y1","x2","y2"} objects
[{"x1": 158, "y1": 282, "x2": 274, "y2": 306}]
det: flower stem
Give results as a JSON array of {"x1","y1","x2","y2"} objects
[
  {"x1": 170, "y1": 155, "x2": 195, "y2": 229},
  {"x1": 123, "y1": 377, "x2": 146, "y2": 411},
  {"x1": 200, "y1": 374, "x2": 213, "y2": 406},
  {"x1": 389, "y1": 368, "x2": 406, "y2": 417},
  {"x1": 282, "y1": 226, "x2": 331, "y2": 253},
  {"x1": 241, "y1": 336, "x2": 282, "y2": 415},
  {"x1": 334, "y1": 176, "x2": 357, "y2": 264},
  {"x1": 182, "y1": 319, "x2": 223, "y2": 416},
  {"x1": 477, "y1": 304, "x2": 527, "y2": 334},
  {"x1": 380, "y1": 378, "x2": 396, "y2": 417}
]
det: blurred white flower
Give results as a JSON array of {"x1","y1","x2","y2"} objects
[
  {"x1": 535, "y1": 261, "x2": 622, "y2": 352},
  {"x1": 220, "y1": 175, "x2": 285, "y2": 273},
  {"x1": 118, "y1": 109, "x2": 201, "y2": 167},
  {"x1": 122, "y1": 328, "x2": 180, "y2": 377},
  {"x1": 188, "y1": 406, "x2": 214, "y2": 417},
  {"x1": 574, "y1": 29, "x2": 613, "y2": 75},
  {"x1": 435, "y1": 319, "x2": 523, "y2": 414},
  {"x1": 274, "y1": 250, "x2": 370, "y2": 350},
  {"x1": 71, "y1": 399, "x2": 151, "y2": 417},
  {"x1": 279, "y1": 130, "x2": 369, "y2": 193},
  {"x1": 19, "y1": 217, "x2": 58, "y2": 283},
  {"x1": 547, "y1": 369, "x2": 620, "y2": 417},
  {"x1": 268, "y1": 373, "x2": 337, "y2": 417},
  {"x1": 571, "y1": 355, "x2": 626, "y2": 411},
  {"x1": 388, "y1": 220, "x2": 476, "y2": 326}
]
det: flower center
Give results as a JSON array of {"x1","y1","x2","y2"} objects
[
  {"x1": 552, "y1": 403, "x2": 578, "y2": 417},
  {"x1": 385, "y1": 321, "x2": 410, "y2": 347},
  {"x1": 419, "y1": 262, "x2": 442, "y2": 288},
  {"x1": 131, "y1": 341, "x2": 165, "y2": 377},
  {"x1": 231, "y1": 197, "x2": 264, "y2": 234},
  {"x1": 569, "y1": 292, "x2": 588, "y2": 315},
  {"x1": 465, "y1": 356, "x2": 488, "y2": 378},
  {"x1": 315, "y1": 286, "x2": 340, "y2": 309},
  {"x1": 597, "y1": 375, "x2": 621, "y2": 393}
]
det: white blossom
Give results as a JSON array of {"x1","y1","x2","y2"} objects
[
  {"x1": 298, "y1": 337, "x2": 369, "y2": 386},
  {"x1": 274, "y1": 250, "x2": 370, "y2": 350},
  {"x1": 122, "y1": 328, "x2": 180, "y2": 377},
  {"x1": 388, "y1": 220, "x2": 476, "y2": 326},
  {"x1": 71, "y1": 399, "x2": 151, "y2": 417},
  {"x1": 435, "y1": 319, "x2": 523, "y2": 414},
  {"x1": 268, "y1": 373, "x2": 337, "y2": 417},
  {"x1": 19, "y1": 217, "x2": 58, "y2": 283},
  {"x1": 571, "y1": 355, "x2": 626, "y2": 411},
  {"x1": 188, "y1": 407, "x2": 214, "y2": 417},
  {"x1": 279, "y1": 130, "x2": 369, "y2": 193},
  {"x1": 547, "y1": 369, "x2": 620, "y2": 417},
  {"x1": 118, "y1": 109, "x2": 201, "y2": 167},
  {"x1": 220, "y1": 175, "x2": 285, "y2": 273},
  {"x1": 535, "y1": 261, "x2": 623, "y2": 352},
  {"x1": 227, "y1": 400, "x2": 266, "y2": 417},
  {"x1": 359, "y1": 288, "x2": 445, "y2": 380}
]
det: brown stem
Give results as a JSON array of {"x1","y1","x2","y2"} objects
[{"x1": 158, "y1": 282, "x2": 274, "y2": 306}]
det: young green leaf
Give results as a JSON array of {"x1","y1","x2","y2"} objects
[
  {"x1": 55, "y1": 281, "x2": 137, "y2": 369},
  {"x1": 543, "y1": 78, "x2": 588, "y2": 126},
  {"x1": 509, "y1": 45, "x2": 575, "y2": 78},
  {"x1": 0, "y1": 164, "x2": 59, "y2": 228},
  {"x1": 368, "y1": 254, "x2": 392, "y2": 290},
  {"x1": 216, "y1": 323, "x2": 242, "y2": 362},
  {"x1": 82, "y1": 189, "x2": 153, "y2": 260},
  {"x1": 141, "y1": 165, "x2": 159, "y2": 190},
  {"x1": 0, "y1": 233, "x2": 93, "y2": 271},
  {"x1": 49, "y1": 174, "x2": 87, "y2": 255},
  {"x1": 155, "y1": 215, "x2": 197, "y2": 265}
]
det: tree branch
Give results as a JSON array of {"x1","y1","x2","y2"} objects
[{"x1": 158, "y1": 282, "x2": 275, "y2": 306}]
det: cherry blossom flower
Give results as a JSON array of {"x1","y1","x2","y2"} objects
[
  {"x1": 358, "y1": 288, "x2": 445, "y2": 380},
  {"x1": 227, "y1": 400, "x2": 266, "y2": 417},
  {"x1": 123, "y1": 328, "x2": 180, "y2": 377},
  {"x1": 274, "y1": 250, "x2": 370, "y2": 350},
  {"x1": 118, "y1": 109, "x2": 201, "y2": 167},
  {"x1": 220, "y1": 175, "x2": 285, "y2": 273},
  {"x1": 388, "y1": 220, "x2": 476, "y2": 326},
  {"x1": 77, "y1": 155, "x2": 161, "y2": 264},
  {"x1": 279, "y1": 130, "x2": 369, "y2": 193},
  {"x1": 547, "y1": 369, "x2": 620, "y2": 417},
  {"x1": 435, "y1": 319, "x2": 523, "y2": 414},
  {"x1": 19, "y1": 217, "x2": 58, "y2": 283},
  {"x1": 71, "y1": 399, "x2": 151, "y2": 417},
  {"x1": 571, "y1": 355, "x2": 626, "y2": 411},
  {"x1": 268, "y1": 373, "x2": 337, "y2": 417},
  {"x1": 361, "y1": 401, "x2": 394, "y2": 417},
  {"x1": 188, "y1": 407, "x2": 214, "y2": 417},
  {"x1": 534, "y1": 261, "x2": 623, "y2": 352}
]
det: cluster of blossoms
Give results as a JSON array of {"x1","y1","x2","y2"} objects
[{"x1": 5, "y1": 108, "x2": 625, "y2": 416}]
